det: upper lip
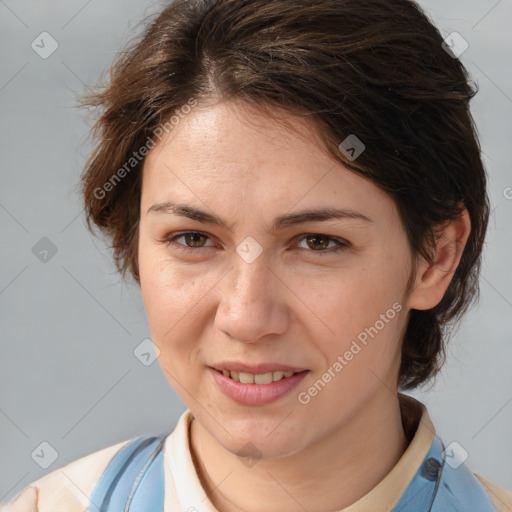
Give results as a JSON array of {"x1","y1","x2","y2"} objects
[{"x1": 210, "y1": 362, "x2": 308, "y2": 374}]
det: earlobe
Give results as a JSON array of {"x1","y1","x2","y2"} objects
[{"x1": 407, "y1": 208, "x2": 471, "y2": 311}]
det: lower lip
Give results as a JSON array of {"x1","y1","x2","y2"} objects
[{"x1": 209, "y1": 367, "x2": 309, "y2": 406}]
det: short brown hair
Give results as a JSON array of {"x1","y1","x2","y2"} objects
[{"x1": 81, "y1": 0, "x2": 489, "y2": 390}]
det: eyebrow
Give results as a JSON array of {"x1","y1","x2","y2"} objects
[{"x1": 146, "y1": 201, "x2": 373, "y2": 231}]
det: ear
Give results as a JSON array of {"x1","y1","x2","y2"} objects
[{"x1": 407, "y1": 207, "x2": 471, "y2": 310}]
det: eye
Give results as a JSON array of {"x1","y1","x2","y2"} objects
[
  {"x1": 294, "y1": 234, "x2": 350, "y2": 255},
  {"x1": 163, "y1": 231, "x2": 215, "y2": 253},
  {"x1": 162, "y1": 231, "x2": 349, "y2": 256}
]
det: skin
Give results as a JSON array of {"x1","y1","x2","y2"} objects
[
  {"x1": 3, "y1": 487, "x2": 38, "y2": 512},
  {"x1": 137, "y1": 99, "x2": 470, "y2": 511}
]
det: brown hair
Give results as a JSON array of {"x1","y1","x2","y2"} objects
[{"x1": 81, "y1": 0, "x2": 489, "y2": 390}]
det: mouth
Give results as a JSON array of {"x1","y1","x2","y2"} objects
[
  {"x1": 213, "y1": 368, "x2": 304, "y2": 384},
  {"x1": 209, "y1": 367, "x2": 310, "y2": 406}
]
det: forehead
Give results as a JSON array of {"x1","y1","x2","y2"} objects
[
  {"x1": 145, "y1": 100, "x2": 331, "y2": 179},
  {"x1": 141, "y1": 100, "x2": 397, "y2": 223}
]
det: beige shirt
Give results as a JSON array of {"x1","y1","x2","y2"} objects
[{"x1": 3, "y1": 395, "x2": 511, "y2": 512}]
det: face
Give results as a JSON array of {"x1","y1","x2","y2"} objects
[{"x1": 138, "y1": 99, "x2": 414, "y2": 458}]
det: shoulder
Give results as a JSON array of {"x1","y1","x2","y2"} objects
[
  {"x1": 474, "y1": 473, "x2": 512, "y2": 512},
  {"x1": 2, "y1": 438, "x2": 135, "y2": 512}
]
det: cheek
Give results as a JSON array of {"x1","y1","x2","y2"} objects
[
  {"x1": 312, "y1": 260, "x2": 407, "y2": 344},
  {"x1": 297, "y1": 281, "x2": 406, "y2": 425},
  {"x1": 138, "y1": 245, "x2": 213, "y2": 357},
  {"x1": 301, "y1": 248, "x2": 409, "y2": 392}
]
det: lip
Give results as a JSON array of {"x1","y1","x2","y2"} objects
[
  {"x1": 210, "y1": 362, "x2": 308, "y2": 373},
  {"x1": 209, "y1": 367, "x2": 309, "y2": 406}
]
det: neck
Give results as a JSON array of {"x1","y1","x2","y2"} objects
[{"x1": 189, "y1": 390, "x2": 409, "y2": 512}]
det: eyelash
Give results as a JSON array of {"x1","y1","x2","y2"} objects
[{"x1": 162, "y1": 231, "x2": 350, "y2": 256}]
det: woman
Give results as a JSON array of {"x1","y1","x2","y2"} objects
[{"x1": 3, "y1": 0, "x2": 511, "y2": 510}]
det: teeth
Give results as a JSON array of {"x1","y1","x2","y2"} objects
[
  {"x1": 254, "y1": 372, "x2": 273, "y2": 384},
  {"x1": 222, "y1": 369, "x2": 299, "y2": 384},
  {"x1": 239, "y1": 371, "x2": 254, "y2": 384}
]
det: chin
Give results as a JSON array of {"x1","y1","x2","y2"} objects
[
  {"x1": 209, "y1": 412, "x2": 311, "y2": 460},
  {"x1": 228, "y1": 434, "x2": 306, "y2": 462}
]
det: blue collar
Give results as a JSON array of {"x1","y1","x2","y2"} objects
[{"x1": 393, "y1": 435, "x2": 497, "y2": 511}]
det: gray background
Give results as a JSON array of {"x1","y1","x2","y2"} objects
[{"x1": 1, "y1": 0, "x2": 511, "y2": 503}]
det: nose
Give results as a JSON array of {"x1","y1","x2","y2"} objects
[{"x1": 215, "y1": 256, "x2": 289, "y2": 343}]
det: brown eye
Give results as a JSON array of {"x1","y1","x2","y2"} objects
[
  {"x1": 305, "y1": 234, "x2": 331, "y2": 251},
  {"x1": 295, "y1": 233, "x2": 349, "y2": 256},
  {"x1": 163, "y1": 231, "x2": 215, "y2": 252},
  {"x1": 182, "y1": 232, "x2": 208, "y2": 247}
]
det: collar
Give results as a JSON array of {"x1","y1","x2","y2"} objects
[
  {"x1": 341, "y1": 393, "x2": 435, "y2": 511},
  {"x1": 163, "y1": 393, "x2": 435, "y2": 512}
]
